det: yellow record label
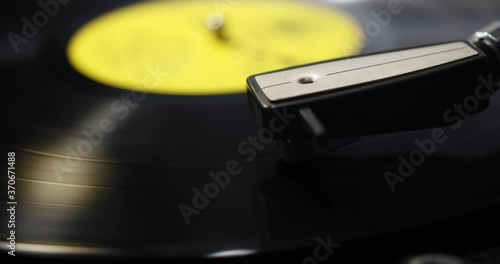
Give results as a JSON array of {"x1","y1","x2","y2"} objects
[{"x1": 67, "y1": 0, "x2": 364, "y2": 95}]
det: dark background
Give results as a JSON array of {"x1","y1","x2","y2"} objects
[{"x1": 2, "y1": 1, "x2": 500, "y2": 263}]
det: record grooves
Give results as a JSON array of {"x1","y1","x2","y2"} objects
[{"x1": 3, "y1": 0, "x2": 500, "y2": 262}]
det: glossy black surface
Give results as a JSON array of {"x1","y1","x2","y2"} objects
[{"x1": 2, "y1": 0, "x2": 500, "y2": 263}]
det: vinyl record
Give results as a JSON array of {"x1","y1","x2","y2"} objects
[{"x1": 3, "y1": 0, "x2": 500, "y2": 262}]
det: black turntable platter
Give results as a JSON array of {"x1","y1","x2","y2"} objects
[{"x1": 3, "y1": 0, "x2": 500, "y2": 263}]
